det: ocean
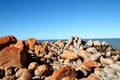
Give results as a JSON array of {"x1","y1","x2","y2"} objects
[{"x1": 38, "y1": 38, "x2": 120, "y2": 50}]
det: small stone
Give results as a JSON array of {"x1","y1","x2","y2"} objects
[
  {"x1": 5, "y1": 67, "x2": 15, "y2": 76},
  {"x1": 34, "y1": 64, "x2": 49, "y2": 76},
  {"x1": 87, "y1": 74, "x2": 100, "y2": 80},
  {"x1": 103, "y1": 67, "x2": 115, "y2": 74},
  {"x1": 32, "y1": 76, "x2": 41, "y2": 80},
  {"x1": 28, "y1": 62, "x2": 39, "y2": 70},
  {"x1": 106, "y1": 51, "x2": 111, "y2": 57},
  {"x1": 51, "y1": 66, "x2": 76, "y2": 80},
  {"x1": 110, "y1": 63, "x2": 120, "y2": 72},
  {"x1": 15, "y1": 68, "x2": 32, "y2": 80},
  {"x1": 100, "y1": 57, "x2": 113, "y2": 65}
]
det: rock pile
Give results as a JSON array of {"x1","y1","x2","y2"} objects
[{"x1": 0, "y1": 35, "x2": 120, "y2": 80}]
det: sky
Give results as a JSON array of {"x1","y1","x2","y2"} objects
[{"x1": 0, "y1": 0, "x2": 120, "y2": 40}]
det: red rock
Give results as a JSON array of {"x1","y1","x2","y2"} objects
[
  {"x1": 77, "y1": 63, "x2": 91, "y2": 72},
  {"x1": 60, "y1": 50, "x2": 77, "y2": 60},
  {"x1": 26, "y1": 38, "x2": 36, "y2": 50},
  {"x1": 87, "y1": 74, "x2": 100, "y2": 80},
  {"x1": 94, "y1": 62, "x2": 101, "y2": 68},
  {"x1": 10, "y1": 40, "x2": 25, "y2": 51},
  {"x1": 77, "y1": 49, "x2": 92, "y2": 60},
  {"x1": 34, "y1": 44, "x2": 48, "y2": 56},
  {"x1": 34, "y1": 64, "x2": 49, "y2": 76},
  {"x1": 0, "y1": 35, "x2": 17, "y2": 50},
  {"x1": 51, "y1": 66, "x2": 76, "y2": 80},
  {"x1": 84, "y1": 59, "x2": 94, "y2": 67},
  {"x1": 0, "y1": 47, "x2": 26, "y2": 69}
]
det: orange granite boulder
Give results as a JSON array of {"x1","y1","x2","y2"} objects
[
  {"x1": 60, "y1": 50, "x2": 78, "y2": 60},
  {"x1": 0, "y1": 46, "x2": 26, "y2": 69},
  {"x1": 0, "y1": 35, "x2": 17, "y2": 51},
  {"x1": 51, "y1": 66, "x2": 76, "y2": 80},
  {"x1": 26, "y1": 38, "x2": 36, "y2": 51}
]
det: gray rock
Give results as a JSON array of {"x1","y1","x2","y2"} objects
[
  {"x1": 87, "y1": 47, "x2": 97, "y2": 54},
  {"x1": 110, "y1": 63, "x2": 120, "y2": 72}
]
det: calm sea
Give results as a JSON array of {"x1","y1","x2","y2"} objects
[{"x1": 38, "y1": 38, "x2": 120, "y2": 50}]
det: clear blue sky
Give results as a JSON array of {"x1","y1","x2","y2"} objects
[{"x1": 0, "y1": 0, "x2": 120, "y2": 40}]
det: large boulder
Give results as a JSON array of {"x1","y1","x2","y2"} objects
[
  {"x1": 0, "y1": 35, "x2": 17, "y2": 50},
  {"x1": 0, "y1": 46, "x2": 26, "y2": 69}
]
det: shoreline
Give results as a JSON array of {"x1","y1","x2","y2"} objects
[{"x1": 0, "y1": 35, "x2": 120, "y2": 80}]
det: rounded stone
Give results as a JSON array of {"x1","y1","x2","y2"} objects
[
  {"x1": 28, "y1": 62, "x2": 39, "y2": 70},
  {"x1": 34, "y1": 64, "x2": 49, "y2": 76}
]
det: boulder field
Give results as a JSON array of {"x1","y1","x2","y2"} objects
[{"x1": 0, "y1": 35, "x2": 120, "y2": 80}]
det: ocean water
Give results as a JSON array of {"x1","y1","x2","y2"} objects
[{"x1": 38, "y1": 38, "x2": 120, "y2": 50}]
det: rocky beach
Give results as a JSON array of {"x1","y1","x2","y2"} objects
[{"x1": 0, "y1": 35, "x2": 120, "y2": 80}]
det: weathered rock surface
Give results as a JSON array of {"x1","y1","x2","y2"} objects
[
  {"x1": 0, "y1": 47, "x2": 26, "y2": 69},
  {"x1": 60, "y1": 50, "x2": 78, "y2": 60},
  {"x1": 0, "y1": 35, "x2": 17, "y2": 51},
  {"x1": 26, "y1": 38, "x2": 36, "y2": 51}
]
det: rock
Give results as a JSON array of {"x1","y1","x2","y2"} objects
[
  {"x1": 93, "y1": 40, "x2": 101, "y2": 51},
  {"x1": 106, "y1": 51, "x2": 111, "y2": 57},
  {"x1": 109, "y1": 63, "x2": 120, "y2": 72},
  {"x1": 106, "y1": 45, "x2": 113, "y2": 51},
  {"x1": 16, "y1": 68, "x2": 32, "y2": 80},
  {"x1": 87, "y1": 47, "x2": 97, "y2": 54},
  {"x1": 10, "y1": 40, "x2": 25, "y2": 51},
  {"x1": 0, "y1": 47, "x2": 26, "y2": 69},
  {"x1": 34, "y1": 44, "x2": 48, "y2": 57},
  {"x1": 26, "y1": 38, "x2": 36, "y2": 51},
  {"x1": 111, "y1": 55, "x2": 120, "y2": 61},
  {"x1": 93, "y1": 40, "x2": 101, "y2": 46},
  {"x1": 28, "y1": 62, "x2": 39, "y2": 70},
  {"x1": 60, "y1": 50, "x2": 78, "y2": 60},
  {"x1": 51, "y1": 66, "x2": 76, "y2": 80},
  {"x1": 77, "y1": 49, "x2": 92, "y2": 60},
  {"x1": 100, "y1": 57, "x2": 113, "y2": 65},
  {"x1": 77, "y1": 63, "x2": 91, "y2": 72},
  {"x1": 85, "y1": 39, "x2": 93, "y2": 47},
  {"x1": 0, "y1": 35, "x2": 17, "y2": 51},
  {"x1": 5, "y1": 67, "x2": 15, "y2": 77},
  {"x1": 103, "y1": 67, "x2": 115, "y2": 74},
  {"x1": 2, "y1": 75, "x2": 16, "y2": 80},
  {"x1": 87, "y1": 74, "x2": 100, "y2": 80},
  {"x1": 89, "y1": 54, "x2": 99, "y2": 61},
  {"x1": 83, "y1": 59, "x2": 94, "y2": 67},
  {"x1": 34, "y1": 64, "x2": 49, "y2": 76},
  {"x1": 62, "y1": 76, "x2": 76, "y2": 80},
  {"x1": 32, "y1": 76, "x2": 41, "y2": 80}
]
